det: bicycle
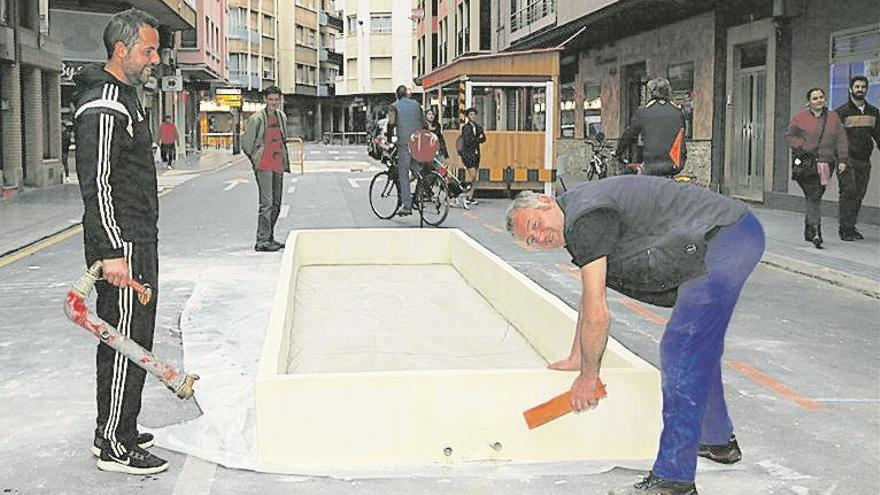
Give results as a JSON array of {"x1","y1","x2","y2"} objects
[{"x1": 368, "y1": 145, "x2": 451, "y2": 227}]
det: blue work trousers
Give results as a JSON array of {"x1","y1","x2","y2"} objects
[{"x1": 652, "y1": 212, "x2": 765, "y2": 482}]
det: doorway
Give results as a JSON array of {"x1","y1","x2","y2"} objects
[
  {"x1": 621, "y1": 62, "x2": 647, "y2": 162},
  {"x1": 730, "y1": 42, "x2": 767, "y2": 200}
]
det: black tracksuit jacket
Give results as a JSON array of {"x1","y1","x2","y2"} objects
[{"x1": 73, "y1": 65, "x2": 158, "y2": 260}]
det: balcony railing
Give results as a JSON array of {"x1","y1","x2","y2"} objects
[
  {"x1": 510, "y1": 0, "x2": 555, "y2": 33},
  {"x1": 319, "y1": 10, "x2": 344, "y2": 31}
]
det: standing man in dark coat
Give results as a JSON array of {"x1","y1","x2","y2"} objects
[
  {"x1": 835, "y1": 75, "x2": 880, "y2": 241},
  {"x1": 615, "y1": 78, "x2": 687, "y2": 176},
  {"x1": 73, "y1": 8, "x2": 167, "y2": 475},
  {"x1": 460, "y1": 107, "x2": 486, "y2": 205},
  {"x1": 506, "y1": 176, "x2": 765, "y2": 495},
  {"x1": 391, "y1": 84, "x2": 425, "y2": 216}
]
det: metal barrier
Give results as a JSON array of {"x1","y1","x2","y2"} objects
[{"x1": 286, "y1": 137, "x2": 305, "y2": 174}]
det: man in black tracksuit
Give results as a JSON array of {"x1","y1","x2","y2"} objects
[
  {"x1": 73, "y1": 9, "x2": 167, "y2": 475},
  {"x1": 616, "y1": 78, "x2": 687, "y2": 177},
  {"x1": 835, "y1": 75, "x2": 880, "y2": 241}
]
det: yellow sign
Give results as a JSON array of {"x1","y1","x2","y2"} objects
[{"x1": 216, "y1": 94, "x2": 242, "y2": 108}]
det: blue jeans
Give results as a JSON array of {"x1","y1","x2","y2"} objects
[{"x1": 652, "y1": 212, "x2": 765, "y2": 482}]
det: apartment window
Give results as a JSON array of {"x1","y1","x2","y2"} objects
[
  {"x1": 263, "y1": 14, "x2": 275, "y2": 37},
  {"x1": 510, "y1": 0, "x2": 555, "y2": 32},
  {"x1": 1, "y1": 0, "x2": 7, "y2": 25},
  {"x1": 308, "y1": 28, "x2": 316, "y2": 47},
  {"x1": 371, "y1": 57, "x2": 392, "y2": 76},
  {"x1": 263, "y1": 57, "x2": 275, "y2": 80},
  {"x1": 371, "y1": 14, "x2": 391, "y2": 34},
  {"x1": 229, "y1": 7, "x2": 246, "y2": 37},
  {"x1": 296, "y1": 0, "x2": 317, "y2": 9},
  {"x1": 347, "y1": 15, "x2": 358, "y2": 35},
  {"x1": 180, "y1": 27, "x2": 197, "y2": 49},
  {"x1": 296, "y1": 64, "x2": 317, "y2": 85},
  {"x1": 19, "y1": 0, "x2": 34, "y2": 29}
]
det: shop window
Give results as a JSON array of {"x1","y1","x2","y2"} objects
[
  {"x1": 471, "y1": 85, "x2": 546, "y2": 132},
  {"x1": 42, "y1": 74, "x2": 52, "y2": 159},
  {"x1": 829, "y1": 25, "x2": 880, "y2": 109},
  {"x1": 559, "y1": 83, "x2": 575, "y2": 138},
  {"x1": 583, "y1": 81, "x2": 602, "y2": 138},
  {"x1": 441, "y1": 83, "x2": 461, "y2": 130},
  {"x1": 668, "y1": 62, "x2": 694, "y2": 139}
]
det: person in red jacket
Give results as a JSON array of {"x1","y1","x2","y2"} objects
[
  {"x1": 157, "y1": 115, "x2": 178, "y2": 169},
  {"x1": 784, "y1": 87, "x2": 849, "y2": 249}
]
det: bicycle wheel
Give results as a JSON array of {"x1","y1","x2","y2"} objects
[
  {"x1": 417, "y1": 172, "x2": 450, "y2": 227},
  {"x1": 369, "y1": 171, "x2": 400, "y2": 219}
]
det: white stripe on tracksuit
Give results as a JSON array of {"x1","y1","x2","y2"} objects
[
  {"x1": 104, "y1": 242, "x2": 133, "y2": 458},
  {"x1": 96, "y1": 84, "x2": 124, "y2": 250}
]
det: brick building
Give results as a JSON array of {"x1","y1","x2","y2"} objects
[{"x1": 1, "y1": 0, "x2": 63, "y2": 196}]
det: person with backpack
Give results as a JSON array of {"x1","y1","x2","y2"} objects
[
  {"x1": 458, "y1": 107, "x2": 486, "y2": 205},
  {"x1": 505, "y1": 176, "x2": 765, "y2": 495},
  {"x1": 614, "y1": 78, "x2": 687, "y2": 176}
]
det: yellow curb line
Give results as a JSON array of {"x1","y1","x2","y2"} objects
[{"x1": 0, "y1": 225, "x2": 83, "y2": 268}]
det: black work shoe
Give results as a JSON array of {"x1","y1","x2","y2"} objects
[
  {"x1": 397, "y1": 207, "x2": 412, "y2": 217},
  {"x1": 852, "y1": 227, "x2": 864, "y2": 240},
  {"x1": 608, "y1": 472, "x2": 698, "y2": 494},
  {"x1": 270, "y1": 239, "x2": 285, "y2": 249},
  {"x1": 96, "y1": 445, "x2": 169, "y2": 475},
  {"x1": 255, "y1": 241, "x2": 281, "y2": 252},
  {"x1": 92, "y1": 433, "x2": 154, "y2": 457},
  {"x1": 840, "y1": 229, "x2": 857, "y2": 241},
  {"x1": 698, "y1": 434, "x2": 742, "y2": 464}
]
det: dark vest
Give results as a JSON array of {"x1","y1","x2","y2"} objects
[{"x1": 558, "y1": 176, "x2": 748, "y2": 307}]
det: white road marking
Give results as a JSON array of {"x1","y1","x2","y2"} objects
[
  {"x1": 328, "y1": 150, "x2": 340, "y2": 154},
  {"x1": 289, "y1": 177, "x2": 298, "y2": 182},
  {"x1": 347, "y1": 177, "x2": 372, "y2": 188},
  {"x1": 288, "y1": 185, "x2": 296, "y2": 194},
  {"x1": 172, "y1": 455, "x2": 217, "y2": 495},
  {"x1": 279, "y1": 204, "x2": 290, "y2": 219},
  {"x1": 223, "y1": 177, "x2": 250, "y2": 191}
]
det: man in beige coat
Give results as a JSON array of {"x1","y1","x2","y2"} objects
[{"x1": 242, "y1": 86, "x2": 290, "y2": 251}]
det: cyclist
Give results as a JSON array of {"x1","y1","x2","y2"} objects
[
  {"x1": 390, "y1": 85, "x2": 425, "y2": 216},
  {"x1": 614, "y1": 77, "x2": 687, "y2": 177}
]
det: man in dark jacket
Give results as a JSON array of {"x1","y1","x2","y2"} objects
[
  {"x1": 506, "y1": 176, "x2": 765, "y2": 495},
  {"x1": 391, "y1": 84, "x2": 425, "y2": 216},
  {"x1": 615, "y1": 78, "x2": 687, "y2": 176},
  {"x1": 73, "y1": 9, "x2": 166, "y2": 475},
  {"x1": 835, "y1": 75, "x2": 880, "y2": 241}
]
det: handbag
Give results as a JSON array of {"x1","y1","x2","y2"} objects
[{"x1": 791, "y1": 111, "x2": 827, "y2": 181}]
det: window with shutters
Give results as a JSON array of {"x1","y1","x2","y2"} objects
[{"x1": 828, "y1": 24, "x2": 880, "y2": 109}]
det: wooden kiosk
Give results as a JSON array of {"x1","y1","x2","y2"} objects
[{"x1": 418, "y1": 48, "x2": 561, "y2": 194}]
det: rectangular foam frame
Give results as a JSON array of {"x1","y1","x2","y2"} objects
[{"x1": 256, "y1": 228, "x2": 661, "y2": 470}]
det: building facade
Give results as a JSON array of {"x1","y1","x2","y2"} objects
[
  {"x1": 477, "y1": 0, "x2": 878, "y2": 222},
  {"x1": 177, "y1": 0, "x2": 228, "y2": 153},
  {"x1": 227, "y1": 0, "x2": 278, "y2": 95},
  {"x1": 337, "y1": 0, "x2": 418, "y2": 132},
  {"x1": 414, "y1": 0, "x2": 492, "y2": 79},
  {"x1": 1, "y1": 0, "x2": 63, "y2": 195},
  {"x1": 278, "y1": 0, "x2": 343, "y2": 140}
]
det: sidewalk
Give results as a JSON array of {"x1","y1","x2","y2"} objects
[{"x1": 0, "y1": 149, "x2": 242, "y2": 258}]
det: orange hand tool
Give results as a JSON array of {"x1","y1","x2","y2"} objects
[{"x1": 523, "y1": 379, "x2": 607, "y2": 429}]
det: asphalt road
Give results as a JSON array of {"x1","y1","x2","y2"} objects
[{"x1": 0, "y1": 144, "x2": 877, "y2": 494}]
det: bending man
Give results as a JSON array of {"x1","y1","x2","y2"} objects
[{"x1": 506, "y1": 176, "x2": 764, "y2": 495}]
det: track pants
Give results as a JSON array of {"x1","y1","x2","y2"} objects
[
  {"x1": 86, "y1": 241, "x2": 158, "y2": 457},
  {"x1": 651, "y1": 212, "x2": 765, "y2": 482}
]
